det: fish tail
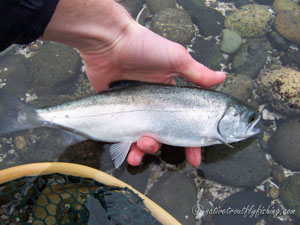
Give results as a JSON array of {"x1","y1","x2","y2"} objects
[{"x1": 0, "y1": 90, "x2": 41, "y2": 134}]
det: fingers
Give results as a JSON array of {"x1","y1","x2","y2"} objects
[
  {"x1": 172, "y1": 43, "x2": 226, "y2": 87},
  {"x1": 127, "y1": 137, "x2": 161, "y2": 166},
  {"x1": 185, "y1": 147, "x2": 202, "y2": 167}
]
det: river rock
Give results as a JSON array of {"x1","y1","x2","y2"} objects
[
  {"x1": 214, "y1": 73, "x2": 254, "y2": 101},
  {"x1": 272, "y1": 0, "x2": 300, "y2": 13},
  {"x1": 281, "y1": 50, "x2": 300, "y2": 69},
  {"x1": 275, "y1": 10, "x2": 300, "y2": 47},
  {"x1": 147, "y1": 171, "x2": 197, "y2": 225},
  {"x1": 177, "y1": 0, "x2": 206, "y2": 12},
  {"x1": 190, "y1": 38, "x2": 225, "y2": 71},
  {"x1": 256, "y1": 67, "x2": 300, "y2": 115},
  {"x1": 280, "y1": 173, "x2": 300, "y2": 221},
  {"x1": 211, "y1": 191, "x2": 271, "y2": 225},
  {"x1": 26, "y1": 42, "x2": 81, "y2": 96},
  {"x1": 232, "y1": 38, "x2": 269, "y2": 78},
  {"x1": 255, "y1": 0, "x2": 274, "y2": 5},
  {"x1": 220, "y1": 29, "x2": 243, "y2": 54},
  {"x1": 268, "y1": 119, "x2": 300, "y2": 171},
  {"x1": 146, "y1": 0, "x2": 176, "y2": 14},
  {"x1": 224, "y1": 4, "x2": 272, "y2": 38},
  {"x1": 120, "y1": 0, "x2": 144, "y2": 18},
  {"x1": 191, "y1": 7, "x2": 225, "y2": 37},
  {"x1": 150, "y1": 8, "x2": 195, "y2": 45},
  {"x1": 266, "y1": 31, "x2": 290, "y2": 51},
  {"x1": 200, "y1": 139, "x2": 271, "y2": 187}
]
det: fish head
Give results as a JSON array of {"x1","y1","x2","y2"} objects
[{"x1": 218, "y1": 102, "x2": 261, "y2": 143}]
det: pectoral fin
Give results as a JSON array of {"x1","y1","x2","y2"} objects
[{"x1": 109, "y1": 142, "x2": 132, "y2": 168}]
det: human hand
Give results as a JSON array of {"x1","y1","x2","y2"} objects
[
  {"x1": 79, "y1": 24, "x2": 225, "y2": 167},
  {"x1": 42, "y1": 0, "x2": 225, "y2": 167}
]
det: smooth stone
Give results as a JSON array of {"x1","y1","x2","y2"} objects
[
  {"x1": 147, "y1": 171, "x2": 197, "y2": 225},
  {"x1": 224, "y1": 4, "x2": 272, "y2": 38},
  {"x1": 191, "y1": 38, "x2": 225, "y2": 71},
  {"x1": 150, "y1": 8, "x2": 195, "y2": 45},
  {"x1": 271, "y1": 165, "x2": 285, "y2": 184},
  {"x1": 26, "y1": 42, "x2": 81, "y2": 95},
  {"x1": 232, "y1": 38, "x2": 269, "y2": 78},
  {"x1": 256, "y1": 67, "x2": 300, "y2": 115},
  {"x1": 212, "y1": 191, "x2": 271, "y2": 225},
  {"x1": 280, "y1": 173, "x2": 300, "y2": 221},
  {"x1": 281, "y1": 50, "x2": 300, "y2": 69},
  {"x1": 268, "y1": 119, "x2": 300, "y2": 171},
  {"x1": 199, "y1": 139, "x2": 271, "y2": 187},
  {"x1": 120, "y1": 0, "x2": 144, "y2": 18},
  {"x1": 275, "y1": 10, "x2": 300, "y2": 47},
  {"x1": 254, "y1": 0, "x2": 274, "y2": 5},
  {"x1": 235, "y1": 0, "x2": 251, "y2": 8},
  {"x1": 146, "y1": 0, "x2": 176, "y2": 14},
  {"x1": 177, "y1": 0, "x2": 206, "y2": 12},
  {"x1": 191, "y1": 7, "x2": 225, "y2": 37},
  {"x1": 214, "y1": 73, "x2": 254, "y2": 101},
  {"x1": 266, "y1": 31, "x2": 290, "y2": 51},
  {"x1": 220, "y1": 29, "x2": 243, "y2": 54},
  {"x1": 272, "y1": 0, "x2": 300, "y2": 13}
]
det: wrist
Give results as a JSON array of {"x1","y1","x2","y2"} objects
[{"x1": 42, "y1": 0, "x2": 135, "y2": 51}]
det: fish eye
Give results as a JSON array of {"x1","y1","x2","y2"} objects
[{"x1": 248, "y1": 112, "x2": 257, "y2": 123}]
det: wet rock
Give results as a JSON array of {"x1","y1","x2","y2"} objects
[
  {"x1": 220, "y1": 29, "x2": 243, "y2": 54},
  {"x1": 200, "y1": 139, "x2": 271, "y2": 187},
  {"x1": 191, "y1": 7, "x2": 225, "y2": 37},
  {"x1": 280, "y1": 173, "x2": 300, "y2": 221},
  {"x1": 214, "y1": 73, "x2": 254, "y2": 101},
  {"x1": 177, "y1": 0, "x2": 206, "y2": 12},
  {"x1": 190, "y1": 38, "x2": 225, "y2": 71},
  {"x1": 271, "y1": 165, "x2": 285, "y2": 184},
  {"x1": 145, "y1": 0, "x2": 176, "y2": 14},
  {"x1": 268, "y1": 186, "x2": 280, "y2": 199},
  {"x1": 235, "y1": 0, "x2": 251, "y2": 8},
  {"x1": 224, "y1": 4, "x2": 272, "y2": 38},
  {"x1": 266, "y1": 31, "x2": 290, "y2": 51},
  {"x1": 281, "y1": 50, "x2": 300, "y2": 69},
  {"x1": 150, "y1": 8, "x2": 195, "y2": 45},
  {"x1": 272, "y1": 0, "x2": 299, "y2": 13},
  {"x1": 120, "y1": 0, "x2": 144, "y2": 18},
  {"x1": 26, "y1": 42, "x2": 81, "y2": 96},
  {"x1": 232, "y1": 39, "x2": 269, "y2": 78},
  {"x1": 275, "y1": 10, "x2": 300, "y2": 47},
  {"x1": 268, "y1": 119, "x2": 300, "y2": 171},
  {"x1": 254, "y1": 0, "x2": 274, "y2": 5},
  {"x1": 211, "y1": 191, "x2": 271, "y2": 225},
  {"x1": 256, "y1": 67, "x2": 300, "y2": 115},
  {"x1": 147, "y1": 171, "x2": 197, "y2": 225}
]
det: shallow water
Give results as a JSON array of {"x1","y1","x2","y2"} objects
[{"x1": 0, "y1": 0, "x2": 300, "y2": 224}]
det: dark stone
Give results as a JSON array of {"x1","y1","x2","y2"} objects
[
  {"x1": 269, "y1": 119, "x2": 300, "y2": 171},
  {"x1": 150, "y1": 8, "x2": 195, "y2": 45},
  {"x1": 212, "y1": 191, "x2": 271, "y2": 225},
  {"x1": 280, "y1": 173, "x2": 300, "y2": 221},
  {"x1": 145, "y1": 0, "x2": 176, "y2": 14},
  {"x1": 232, "y1": 39, "x2": 269, "y2": 78},
  {"x1": 160, "y1": 145, "x2": 186, "y2": 165},
  {"x1": 271, "y1": 165, "x2": 285, "y2": 184},
  {"x1": 147, "y1": 171, "x2": 197, "y2": 225},
  {"x1": 267, "y1": 31, "x2": 290, "y2": 51},
  {"x1": 26, "y1": 42, "x2": 81, "y2": 96},
  {"x1": 254, "y1": 0, "x2": 274, "y2": 5},
  {"x1": 120, "y1": 0, "x2": 144, "y2": 18},
  {"x1": 235, "y1": 0, "x2": 251, "y2": 8},
  {"x1": 191, "y1": 7, "x2": 225, "y2": 37},
  {"x1": 177, "y1": 0, "x2": 206, "y2": 12},
  {"x1": 281, "y1": 50, "x2": 300, "y2": 69},
  {"x1": 199, "y1": 139, "x2": 271, "y2": 187},
  {"x1": 191, "y1": 38, "x2": 225, "y2": 71}
]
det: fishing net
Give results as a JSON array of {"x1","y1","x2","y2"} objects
[{"x1": 0, "y1": 173, "x2": 162, "y2": 225}]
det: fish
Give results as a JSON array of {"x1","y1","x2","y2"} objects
[{"x1": 0, "y1": 84, "x2": 261, "y2": 168}]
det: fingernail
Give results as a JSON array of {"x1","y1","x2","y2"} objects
[{"x1": 216, "y1": 71, "x2": 226, "y2": 78}]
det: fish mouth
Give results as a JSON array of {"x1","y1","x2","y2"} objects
[{"x1": 246, "y1": 113, "x2": 261, "y2": 135}]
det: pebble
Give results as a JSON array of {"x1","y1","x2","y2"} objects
[
  {"x1": 145, "y1": 0, "x2": 176, "y2": 14},
  {"x1": 272, "y1": 0, "x2": 300, "y2": 13},
  {"x1": 220, "y1": 29, "x2": 243, "y2": 54},
  {"x1": 271, "y1": 165, "x2": 285, "y2": 184},
  {"x1": 14, "y1": 136, "x2": 27, "y2": 151}
]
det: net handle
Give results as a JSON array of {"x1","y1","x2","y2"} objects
[{"x1": 0, "y1": 162, "x2": 181, "y2": 225}]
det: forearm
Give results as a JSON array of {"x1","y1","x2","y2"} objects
[{"x1": 42, "y1": 0, "x2": 135, "y2": 52}]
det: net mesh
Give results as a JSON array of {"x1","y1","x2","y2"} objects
[{"x1": 0, "y1": 173, "x2": 162, "y2": 225}]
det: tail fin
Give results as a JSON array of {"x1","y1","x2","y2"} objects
[{"x1": 0, "y1": 90, "x2": 40, "y2": 134}]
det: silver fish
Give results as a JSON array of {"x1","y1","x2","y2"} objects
[{"x1": 0, "y1": 84, "x2": 261, "y2": 168}]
